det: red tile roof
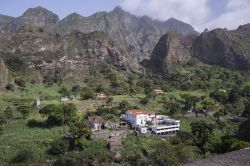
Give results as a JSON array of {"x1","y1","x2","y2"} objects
[{"x1": 127, "y1": 110, "x2": 155, "y2": 116}]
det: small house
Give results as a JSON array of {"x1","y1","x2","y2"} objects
[
  {"x1": 153, "y1": 89, "x2": 164, "y2": 95},
  {"x1": 88, "y1": 116, "x2": 104, "y2": 131},
  {"x1": 96, "y1": 92, "x2": 107, "y2": 100}
]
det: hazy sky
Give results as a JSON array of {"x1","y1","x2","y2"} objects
[{"x1": 0, "y1": 0, "x2": 250, "y2": 32}]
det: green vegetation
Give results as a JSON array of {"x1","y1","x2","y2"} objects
[{"x1": 0, "y1": 60, "x2": 249, "y2": 165}]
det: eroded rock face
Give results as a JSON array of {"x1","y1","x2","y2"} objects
[
  {"x1": 194, "y1": 28, "x2": 250, "y2": 71},
  {"x1": 145, "y1": 24, "x2": 250, "y2": 75},
  {"x1": 52, "y1": 7, "x2": 198, "y2": 62},
  {"x1": 0, "y1": 58, "x2": 11, "y2": 88},
  {"x1": 1, "y1": 7, "x2": 59, "y2": 34},
  {"x1": 144, "y1": 32, "x2": 194, "y2": 75},
  {"x1": 0, "y1": 29, "x2": 141, "y2": 83}
]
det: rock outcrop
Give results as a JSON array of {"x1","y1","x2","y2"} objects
[
  {"x1": 0, "y1": 6, "x2": 198, "y2": 62},
  {"x1": 0, "y1": 28, "x2": 140, "y2": 83},
  {"x1": 1, "y1": 7, "x2": 59, "y2": 35},
  {"x1": 146, "y1": 24, "x2": 250, "y2": 75},
  {"x1": 143, "y1": 32, "x2": 194, "y2": 75},
  {"x1": 194, "y1": 27, "x2": 250, "y2": 71},
  {"x1": 0, "y1": 58, "x2": 12, "y2": 88}
]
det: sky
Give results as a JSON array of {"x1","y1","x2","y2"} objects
[{"x1": 0, "y1": 0, "x2": 250, "y2": 32}]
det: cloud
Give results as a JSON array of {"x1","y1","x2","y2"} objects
[{"x1": 119, "y1": 0, "x2": 250, "y2": 32}]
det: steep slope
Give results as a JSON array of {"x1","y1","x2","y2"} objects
[
  {"x1": 0, "y1": 14, "x2": 14, "y2": 32},
  {"x1": 0, "y1": 57, "x2": 12, "y2": 88},
  {"x1": 0, "y1": 28, "x2": 138, "y2": 83},
  {"x1": 1, "y1": 7, "x2": 59, "y2": 34},
  {"x1": 143, "y1": 32, "x2": 194, "y2": 75},
  {"x1": 163, "y1": 17, "x2": 199, "y2": 36},
  {"x1": 52, "y1": 6, "x2": 198, "y2": 61},
  {"x1": 0, "y1": 6, "x2": 198, "y2": 63},
  {"x1": 194, "y1": 27, "x2": 250, "y2": 71},
  {"x1": 146, "y1": 23, "x2": 250, "y2": 75}
]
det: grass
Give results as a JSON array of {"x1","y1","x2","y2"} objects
[{"x1": 0, "y1": 112, "x2": 65, "y2": 165}]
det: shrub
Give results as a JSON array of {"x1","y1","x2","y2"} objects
[
  {"x1": 12, "y1": 150, "x2": 34, "y2": 164},
  {"x1": 48, "y1": 139, "x2": 70, "y2": 155},
  {"x1": 15, "y1": 78, "x2": 26, "y2": 88},
  {"x1": 81, "y1": 87, "x2": 95, "y2": 100},
  {"x1": 5, "y1": 83, "x2": 14, "y2": 91},
  {"x1": 4, "y1": 106, "x2": 14, "y2": 119},
  {"x1": 16, "y1": 103, "x2": 34, "y2": 119}
]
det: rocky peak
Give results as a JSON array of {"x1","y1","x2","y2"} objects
[
  {"x1": 0, "y1": 14, "x2": 14, "y2": 30},
  {"x1": 164, "y1": 17, "x2": 199, "y2": 36},
  {"x1": 65, "y1": 12, "x2": 83, "y2": 19},
  {"x1": 144, "y1": 31, "x2": 193, "y2": 75},
  {"x1": 237, "y1": 23, "x2": 250, "y2": 32},
  {"x1": 21, "y1": 6, "x2": 59, "y2": 26}
]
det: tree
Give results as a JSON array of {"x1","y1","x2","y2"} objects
[
  {"x1": 191, "y1": 121, "x2": 215, "y2": 153},
  {"x1": 5, "y1": 83, "x2": 14, "y2": 91},
  {"x1": 48, "y1": 139, "x2": 70, "y2": 155},
  {"x1": 182, "y1": 94, "x2": 200, "y2": 110},
  {"x1": 39, "y1": 104, "x2": 64, "y2": 126},
  {"x1": 228, "y1": 87, "x2": 241, "y2": 103},
  {"x1": 16, "y1": 104, "x2": 33, "y2": 119},
  {"x1": 81, "y1": 87, "x2": 95, "y2": 100},
  {"x1": 40, "y1": 103, "x2": 77, "y2": 126},
  {"x1": 15, "y1": 78, "x2": 26, "y2": 88},
  {"x1": 0, "y1": 127, "x2": 3, "y2": 138},
  {"x1": 68, "y1": 120, "x2": 92, "y2": 150},
  {"x1": 242, "y1": 102, "x2": 250, "y2": 118},
  {"x1": 242, "y1": 85, "x2": 250, "y2": 97},
  {"x1": 201, "y1": 100, "x2": 215, "y2": 115},
  {"x1": 4, "y1": 106, "x2": 14, "y2": 119},
  {"x1": 58, "y1": 86, "x2": 70, "y2": 97},
  {"x1": 237, "y1": 119, "x2": 250, "y2": 141},
  {"x1": 62, "y1": 103, "x2": 77, "y2": 125},
  {"x1": 210, "y1": 90, "x2": 228, "y2": 103}
]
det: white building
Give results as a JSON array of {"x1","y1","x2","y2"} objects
[
  {"x1": 125, "y1": 110, "x2": 156, "y2": 127},
  {"x1": 152, "y1": 115, "x2": 180, "y2": 135}
]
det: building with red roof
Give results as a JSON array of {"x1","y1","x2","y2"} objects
[{"x1": 125, "y1": 110, "x2": 156, "y2": 127}]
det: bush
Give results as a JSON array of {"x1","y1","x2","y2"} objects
[
  {"x1": 4, "y1": 106, "x2": 14, "y2": 119},
  {"x1": 15, "y1": 78, "x2": 26, "y2": 88},
  {"x1": 237, "y1": 119, "x2": 250, "y2": 141},
  {"x1": 12, "y1": 150, "x2": 34, "y2": 164},
  {"x1": 5, "y1": 83, "x2": 14, "y2": 91},
  {"x1": 16, "y1": 103, "x2": 34, "y2": 119},
  {"x1": 48, "y1": 139, "x2": 70, "y2": 155},
  {"x1": 81, "y1": 87, "x2": 95, "y2": 100}
]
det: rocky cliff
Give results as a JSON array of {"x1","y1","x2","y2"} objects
[
  {"x1": 194, "y1": 26, "x2": 250, "y2": 71},
  {"x1": 1, "y1": 7, "x2": 59, "y2": 35},
  {"x1": 0, "y1": 28, "x2": 138, "y2": 83},
  {"x1": 0, "y1": 6, "x2": 198, "y2": 62},
  {"x1": 146, "y1": 24, "x2": 250, "y2": 75},
  {"x1": 143, "y1": 32, "x2": 194, "y2": 75},
  {"x1": 0, "y1": 58, "x2": 12, "y2": 88}
]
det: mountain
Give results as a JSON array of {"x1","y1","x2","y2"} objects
[
  {"x1": 0, "y1": 6, "x2": 198, "y2": 62},
  {"x1": 145, "y1": 24, "x2": 250, "y2": 75},
  {"x1": 1, "y1": 7, "x2": 59, "y2": 34},
  {"x1": 0, "y1": 14, "x2": 14, "y2": 32},
  {"x1": 194, "y1": 26, "x2": 250, "y2": 71},
  {"x1": 143, "y1": 32, "x2": 194, "y2": 75},
  {"x1": 0, "y1": 28, "x2": 140, "y2": 84},
  {"x1": 163, "y1": 17, "x2": 199, "y2": 36},
  {"x1": 51, "y1": 6, "x2": 198, "y2": 61}
]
